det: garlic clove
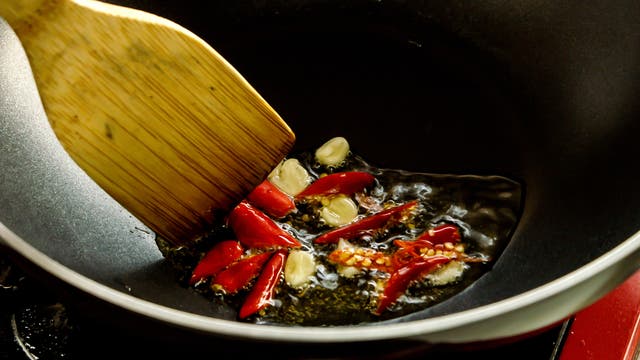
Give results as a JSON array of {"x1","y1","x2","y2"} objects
[
  {"x1": 337, "y1": 265, "x2": 361, "y2": 278},
  {"x1": 284, "y1": 250, "x2": 316, "y2": 288},
  {"x1": 315, "y1": 137, "x2": 350, "y2": 167},
  {"x1": 320, "y1": 195, "x2": 358, "y2": 227},
  {"x1": 268, "y1": 158, "x2": 310, "y2": 196},
  {"x1": 425, "y1": 261, "x2": 466, "y2": 286}
]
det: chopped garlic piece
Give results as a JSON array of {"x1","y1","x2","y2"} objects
[
  {"x1": 268, "y1": 159, "x2": 310, "y2": 196},
  {"x1": 320, "y1": 195, "x2": 358, "y2": 227},
  {"x1": 337, "y1": 265, "x2": 361, "y2": 278},
  {"x1": 315, "y1": 137, "x2": 350, "y2": 167},
  {"x1": 337, "y1": 238, "x2": 353, "y2": 251},
  {"x1": 284, "y1": 250, "x2": 316, "y2": 288},
  {"x1": 426, "y1": 261, "x2": 466, "y2": 286},
  {"x1": 334, "y1": 239, "x2": 364, "y2": 277}
]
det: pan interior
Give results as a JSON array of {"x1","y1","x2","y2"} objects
[{"x1": 149, "y1": 0, "x2": 530, "y2": 323}]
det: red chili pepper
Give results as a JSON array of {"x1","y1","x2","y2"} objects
[
  {"x1": 394, "y1": 239, "x2": 434, "y2": 249},
  {"x1": 375, "y1": 255, "x2": 451, "y2": 315},
  {"x1": 390, "y1": 225, "x2": 461, "y2": 269},
  {"x1": 188, "y1": 240, "x2": 244, "y2": 285},
  {"x1": 295, "y1": 171, "x2": 375, "y2": 200},
  {"x1": 314, "y1": 200, "x2": 419, "y2": 244},
  {"x1": 246, "y1": 180, "x2": 296, "y2": 218},
  {"x1": 390, "y1": 239, "x2": 433, "y2": 269},
  {"x1": 239, "y1": 249, "x2": 287, "y2": 319},
  {"x1": 393, "y1": 238, "x2": 487, "y2": 266},
  {"x1": 211, "y1": 251, "x2": 273, "y2": 294},
  {"x1": 228, "y1": 200, "x2": 301, "y2": 249},
  {"x1": 416, "y1": 224, "x2": 461, "y2": 244}
]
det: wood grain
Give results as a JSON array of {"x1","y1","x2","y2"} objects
[{"x1": 0, "y1": 0, "x2": 295, "y2": 245}]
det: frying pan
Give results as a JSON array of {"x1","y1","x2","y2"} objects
[{"x1": 2, "y1": 0, "x2": 640, "y2": 351}]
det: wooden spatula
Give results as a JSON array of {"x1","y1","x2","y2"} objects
[{"x1": 0, "y1": 0, "x2": 296, "y2": 246}]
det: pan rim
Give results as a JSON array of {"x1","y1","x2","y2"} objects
[{"x1": 2, "y1": 220, "x2": 639, "y2": 343}]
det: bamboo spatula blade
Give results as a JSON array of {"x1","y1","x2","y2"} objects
[{"x1": 0, "y1": 0, "x2": 295, "y2": 245}]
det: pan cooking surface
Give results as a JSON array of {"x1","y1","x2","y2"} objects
[{"x1": 159, "y1": 141, "x2": 523, "y2": 325}]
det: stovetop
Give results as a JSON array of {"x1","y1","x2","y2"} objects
[{"x1": 0, "y1": 249, "x2": 571, "y2": 360}]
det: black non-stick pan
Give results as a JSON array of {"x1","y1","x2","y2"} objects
[{"x1": 2, "y1": 0, "x2": 640, "y2": 349}]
